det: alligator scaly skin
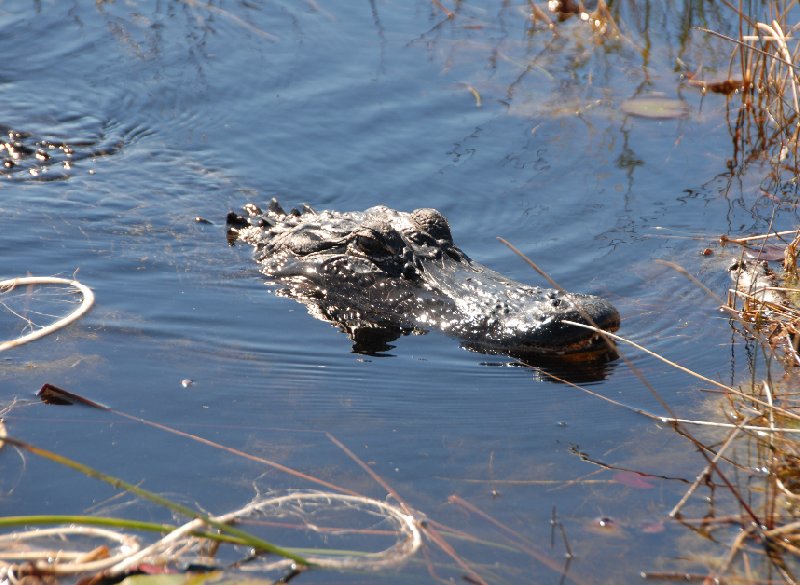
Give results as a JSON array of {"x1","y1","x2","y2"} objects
[{"x1": 227, "y1": 200, "x2": 620, "y2": 358}]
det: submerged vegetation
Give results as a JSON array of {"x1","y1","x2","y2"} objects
[{"x1": 5, "y1": 0, "x2": 800, "y2": 584}]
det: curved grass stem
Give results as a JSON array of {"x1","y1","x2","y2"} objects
[{"x1": 0, "y1": 436, "x2": 311, "y2": 567}]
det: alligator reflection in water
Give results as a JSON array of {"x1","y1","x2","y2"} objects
[{"x1": 227, "y1": 200, "x2": 620, "y2": 368}]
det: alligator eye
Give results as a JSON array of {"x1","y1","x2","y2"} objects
[{"x1": 355, "y1": 233, "x2": 388, "y2": 256}]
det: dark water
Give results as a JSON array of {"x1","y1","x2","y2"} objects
[{"x1": 0, "y1": 2, "x2": 796, "y2": 583}]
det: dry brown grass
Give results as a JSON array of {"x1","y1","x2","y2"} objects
[{"x1": 696, "y1": 1, "x2": 800, "y2": 181}]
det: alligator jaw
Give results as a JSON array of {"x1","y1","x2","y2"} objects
[
  {"x1": 524, "y1": 294, "x2": 621, "y2": 356},
  {"x1": 517, "y1": 322, "x2": 620, "y2": 358},
  {"x1": 461, "y1": 308, "x2": 620, "y2": 359},
  {"x1": 458, "y1": 302, "x2": 620, "y2": 360}
]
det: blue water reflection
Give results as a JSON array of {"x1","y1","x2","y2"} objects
[{"x1": 0, "y1": 2, "x2": 789, "y2": 582}]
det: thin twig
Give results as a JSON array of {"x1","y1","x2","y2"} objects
[
  {"x1": 696, "y1": 26, "x2": 800, "y2": 70},
  {"x1": 669, "y1": 423, "x2": 744, "y2": 518}
]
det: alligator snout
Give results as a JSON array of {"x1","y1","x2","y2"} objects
[
  {"x1": 456, "y1": 287, "x2": 620, "y2": 358},
  {"x1": 527, "y1": 292, "x2": 620, "y2": 354}
]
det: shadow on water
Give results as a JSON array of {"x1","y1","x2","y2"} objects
[{"x1": 319, "y1": 319, "x2": 619, "y2": 382}]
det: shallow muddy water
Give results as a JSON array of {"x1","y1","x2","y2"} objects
[{"x1": 1, "y1": 2, "x2": 798, "y2": 583}]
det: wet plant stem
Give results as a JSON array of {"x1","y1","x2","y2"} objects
[
  {"x1": 0, "y1": 515, "x2": 174, "y2": 533},
  {"x1": 1, "y1": 436, "x2": 311, "y2": 566},
  {"x1": 0, "y1": 515, "x2": 251, "y2": 546}
]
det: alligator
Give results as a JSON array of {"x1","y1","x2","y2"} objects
[
  {"x1": 0, "y1": 124, "x2": 123, "y2": 181},
  {"x1": 226, "y1": 200, "x2": 620, "y2": 359}
]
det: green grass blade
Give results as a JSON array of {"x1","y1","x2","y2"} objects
[{"x1": 1, "y1": 436, "x2": 311, "y2": 566}]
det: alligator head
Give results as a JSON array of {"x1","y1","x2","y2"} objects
[{"x1": 227, "y1": 200, "x2": 620, "y2": 360}]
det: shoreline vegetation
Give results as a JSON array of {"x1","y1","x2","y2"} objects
[{"x1": 2, "y1": 1, "x2": 800, "y2": 583}]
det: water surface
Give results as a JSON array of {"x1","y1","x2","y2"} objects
[{"x1": 0, "y1": 2, "x2": 795, "y2": 583}]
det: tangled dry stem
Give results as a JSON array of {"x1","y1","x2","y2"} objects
[
  {"x1": 726, "y1": 232, "x2": 800, "y2": 367},
  {"x1": 0, "y1": 526, "x2": 139, "y2": 581},
  {"x1": 0, "y1": 492, "x2": 421, "y2": 581},
  {"x1": 0, "y1": 277, "x2": 94, "y2": 352},
  {"x1": 727, "y1": 7, "x2": 800, "y2": 175},
  {"x1": 708, "y1": 232, "x2": 800, "y2": 575}
]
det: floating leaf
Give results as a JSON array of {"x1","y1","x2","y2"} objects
[
  {"x1": 38, "y1": 383, "x2": 105, "y2": 408},
  {"x1": 621, "y1": 97, "x2": 689, "y2": 120},
  {"x1": 639, "y1": 520, "x2": 666, "y2": 534},
  {"x1": 612, "y1": 470, "x2": 655, "y2": 489},
  {"x1": 686, "y1": 78, "x2": 745, "y2": 95},
  {"x1": 745, "y1": 244, "x2": 786, "y2": 262}
]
